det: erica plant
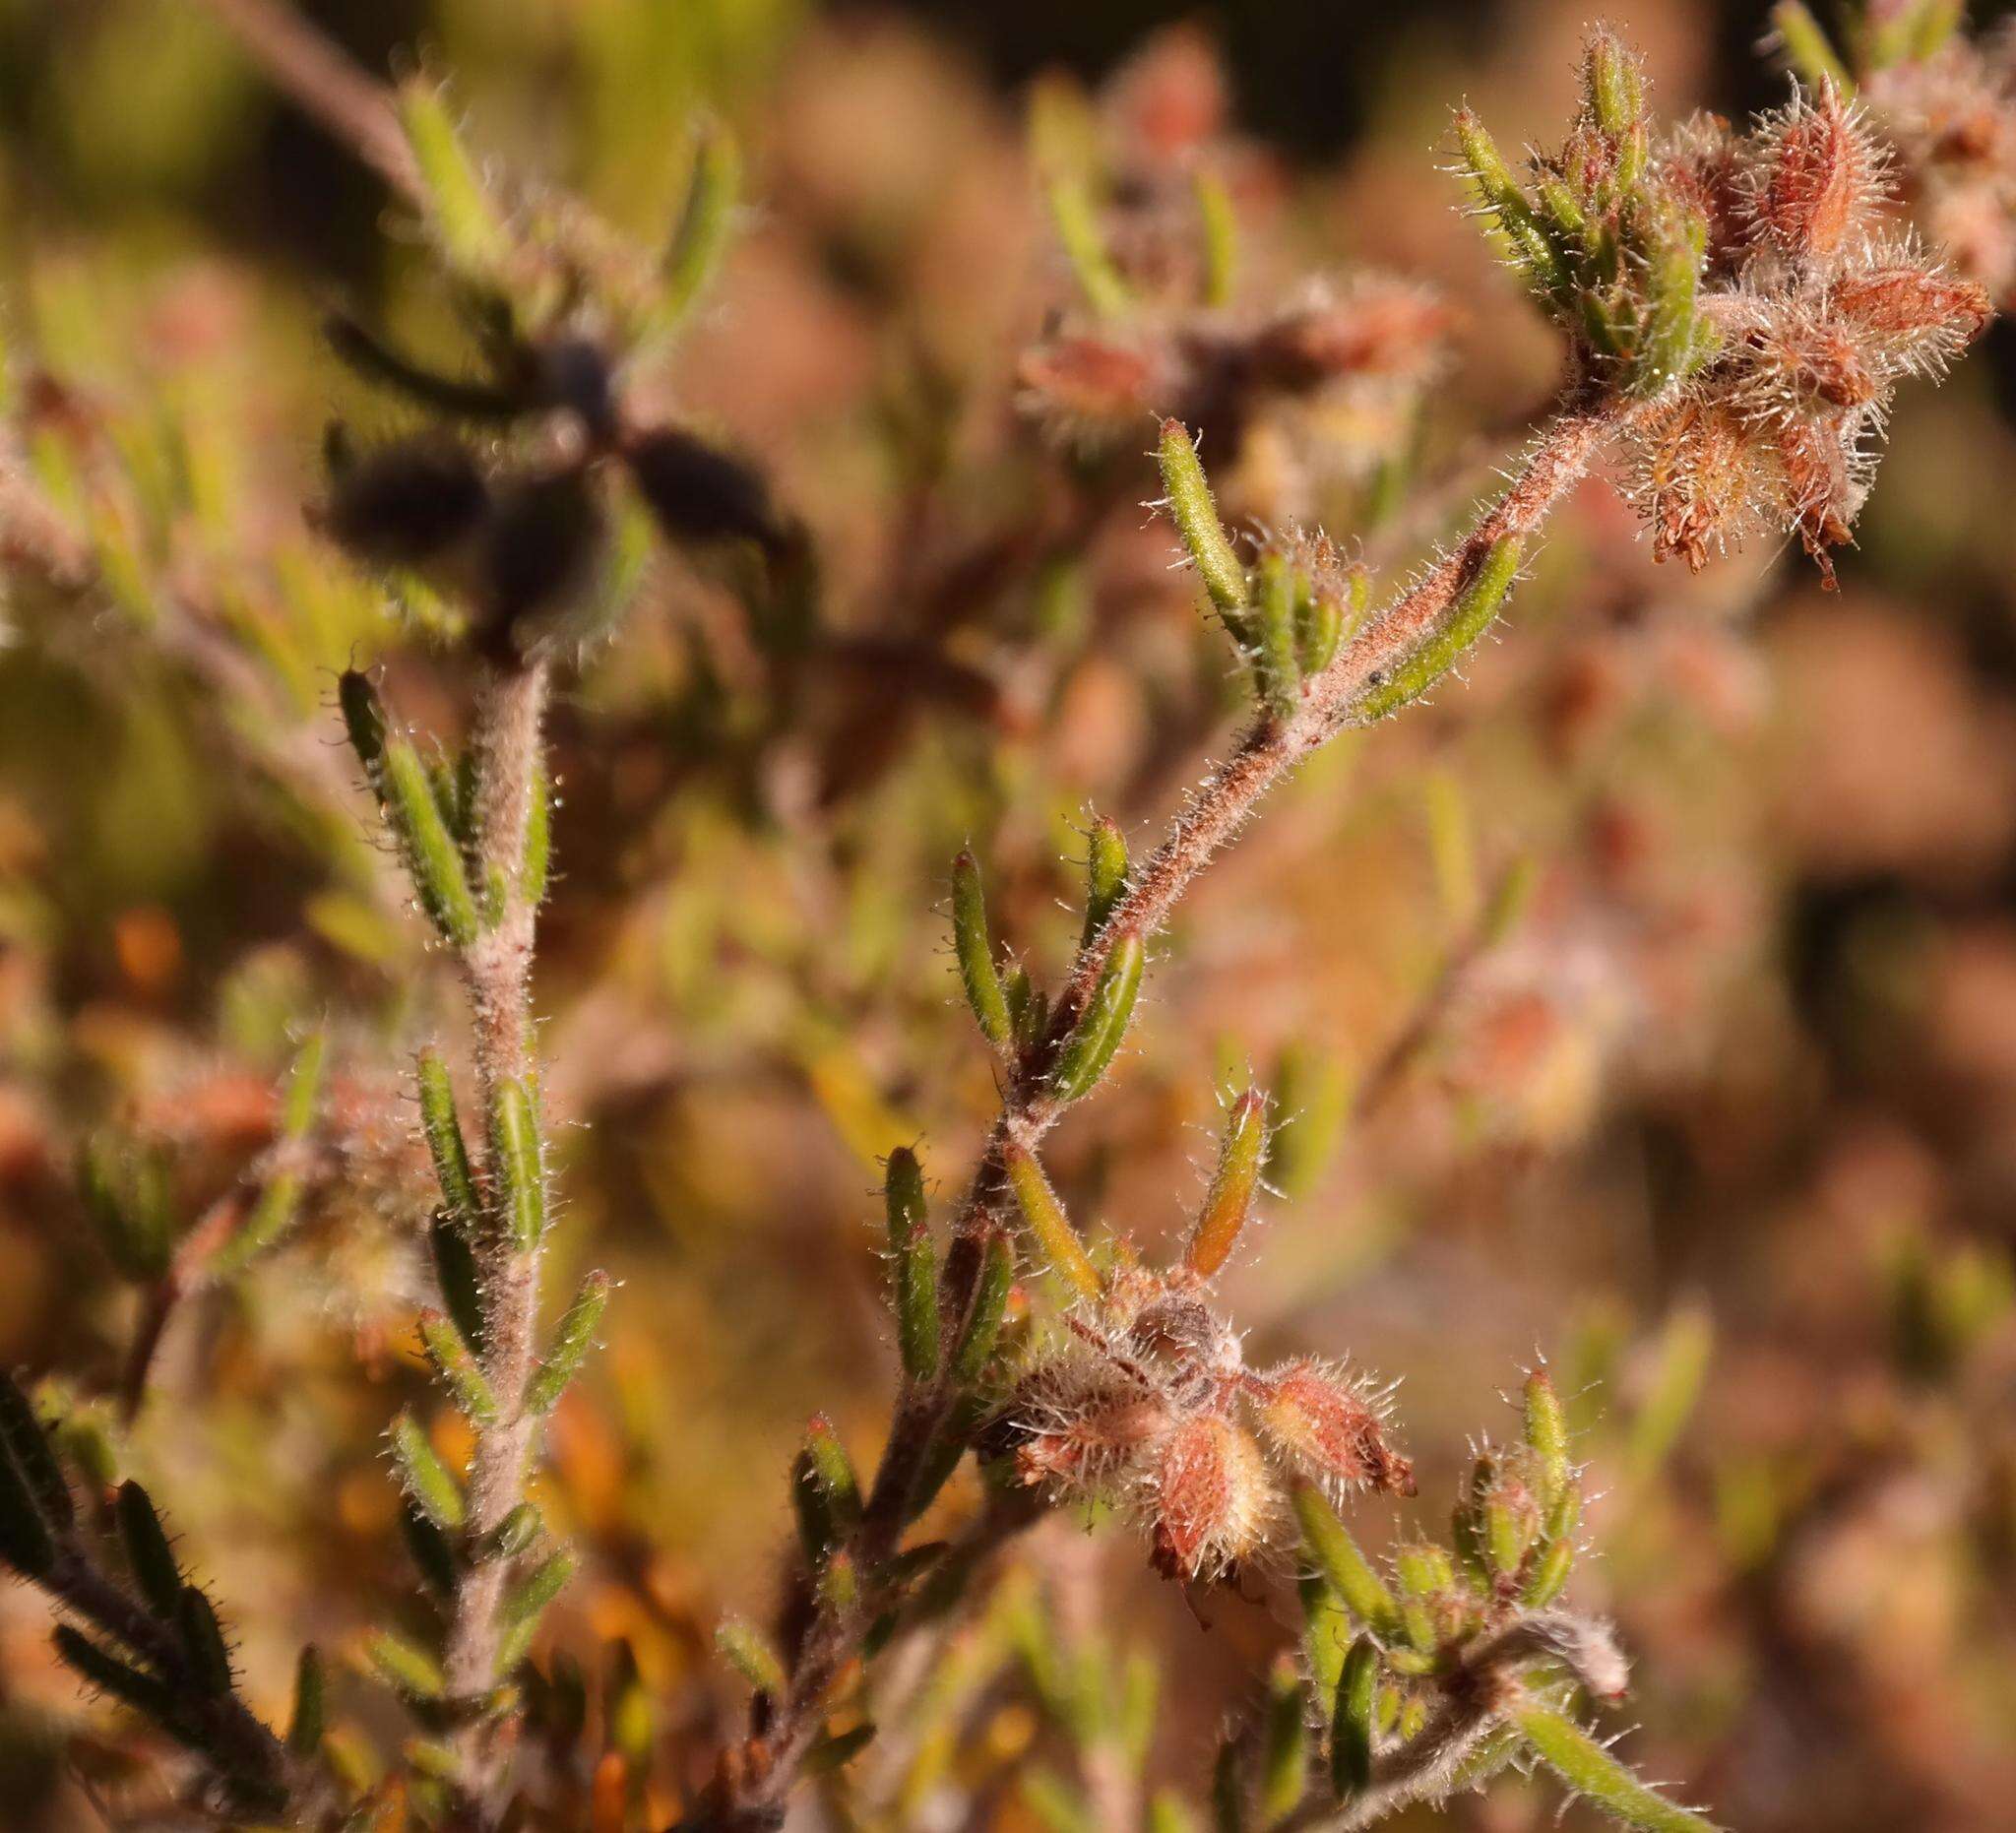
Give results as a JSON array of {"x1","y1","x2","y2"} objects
[{"x1": 0, "y1": 3, "x2": 2008, "y2": 1831}]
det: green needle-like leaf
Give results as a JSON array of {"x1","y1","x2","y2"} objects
[
  {"x1": 952, "y1": 852, "x2": 1013, "y2": 1048},
  {"x1": 1514, "y1": 1704, "x2": 1719, "y2": 1832},
  {"x1": 390, "y1": 1411, "x2": 465, "y2": 1531},
  {"x1": 1003, "y1": 1145, "x2": 1102, "y2": 1301},
  {"x1": 527, "y1": 1269, "x2": 611, "y2": 1415},
  {"x1": 885, "y1": 1147, "x2": 939, "y2": 1380},
  {"x1": 1159, "y1": 419, "x2": 1249, "y2": 619},
  {"x1": 1048, "y1": 930, "x2": 1143, "y2": 1104}
]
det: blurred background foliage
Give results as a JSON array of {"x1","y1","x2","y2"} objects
[{"x1": 2, "y1": 1, "x2": 2015, "y2": 1828}]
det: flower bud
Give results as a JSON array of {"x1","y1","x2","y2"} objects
[
  {"x1": 1011, "y1": 1362, "x2": 1169, "y2": 1496},
  {"x1": 1752, "y1": 82, "x2": 1888, "y2": 268},
  {"x1": 1253, "y1": 1359, "x2": 1414, "y2": 1497},
  {"x1": 1182, "y1": 1088, "x2": 1267, "y2": 1280},
  {"x1": 1148, "y1": 1413, "x2": 1275, "y2": 1580},
  {"x1": 1830, "y1": 260, "x2": 1991, "y2": 376}
]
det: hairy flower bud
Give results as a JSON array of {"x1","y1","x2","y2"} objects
[
  {"x1": 1251, "y1": 1359, "x2": 1415, "y2": 1498},
  {"x1": 1830, "y1": 253, "x2": 1992, "y2": 374},
  {"x1": 1148, "y1": 1413, "x2": 1275, "y2": 1581},
  {"x1": 1018, "y1": 336, "x2": 1162, "y2": 441},
  {"x1": 1749, "y1": 81, "x2": 1891, "y2": 269},
  {"x1": 1008, "y1": 1354, "x2": 1171, "y2": 1496}
]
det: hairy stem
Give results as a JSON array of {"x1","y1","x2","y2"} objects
[
  {"x1": 196, "y1": 0, "x2": 420, "y2": 201},
  {"x1": 42, "y1": 1545, "x2": 294, "y2": 1799},
  {"x1": 440, "y1": 660, "x2": 551, "y2": 1798},
  {"x1": 703, "y1": 396, "x2": 1633, "y2": 1828},
  {"x1": 1279, "y1": 1695, "x2": 1503, "y2": 1832}
]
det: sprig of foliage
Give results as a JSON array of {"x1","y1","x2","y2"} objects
[{"x1": 0, "y1": 5, "x2": 2004, "y2": 1828}]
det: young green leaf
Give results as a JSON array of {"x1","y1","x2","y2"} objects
[
  {"x1": 0, "y1": 1436, "x2": 55, "y2": 1576},
  {"x1": 1250, "y1": 553, "x2": 1303, "y2": 722},
  {"x1": 116, "y1": 1481, "x2": 183, "y2": 1616},
  {"x1": 212, "y1": 1034, "x2": 326, "y2": 1275},
  {"x1": 428, "y1": 1212, "x2": 487, "y2": 1356},
  {"x1": 1292, "y1": 1484, "x2": 1403, "y2": 1640},
  {"x1": 419, "y1": 1310, "x2": 497, "y2": 1425},
  {"x1": 1258, "y1": 1656, "x2": 1307, "y2": 1822},
  {"x1": 1524, "y1": 1367, "x2": 1571, "y2": 1509},
  {"x1": 500, "y1": 1548, "x2": 577, "y2": 1632},
  {"x1": 1331, "y1": 1636, "x2": 1380, "y2": 1797},
  {"x1": 397, "y1": 80, "x2": 512, "y2": 286},
  {"x1": 488, "y1": 1077, "x2": 546, "y2": 1251},
  {"x1": 1158, "y1": 420, "x2": 1248, "y2": 619},
  {"x1": 1048, "y1": 929, "x2": 1144, "y2": 1104},
  {"x1": 0, "y1": 1374, "x2": 72, "y2": 1533},
  {"x1": 383, "y1": 735, "x2": 483, "y2": 947},
  {"x1": 950, "y1": 1230, "x2": 1015, "y2": 1385},
  {"x1": 1513, "y1": 1704, "x2": 1718, "y2": 1832},
  {"x1": 1354, "y1": 535, "x2": 1524, "y2": 724},
  {"x1": 390, "y1": 1411, "x2": 466, "y2": 1531},
  {"x1": 885, "y1": 1147, "x2": 939, "y2": 1382},
  {"x1": 1194, "y1": 166, "x2": 1238, "y2": 309},
  {"x1": 527, "y1": 1269, "x2": 611, "y2": 1415},
  {"x1": 951, "y1": 852, "x2": 1013, "y2": 1048},
  {"x1": 1081, "y1": 816, "x2": 1130, "y2": 947},
  {"x1": 54, "y1": 1625, "x2": 176, "y2": 1719},
  {"x1": 288, "y1": 1646, "x2": 325, "y2": 1757},
  {"x1": 1045, "y1": 174, "x2": 1132, "y2": 318},
  {"x1": 365, "y1": 1629, "x2": 447, "y2": 1702},
  {"x1": 177, "y1": 1585, "x2": 234, "y2": 1695},
  {"x1": 801, "y1": 1414, "x2": 862, "y2": 1538},
  {"x1": 715, "y1": 1616, "x2": 786, "y2": 1697},
  {"x1": 1003, "y1": 1145, "x2": 1102, "y2": 1301},
  {"x1": 661, "y1": 116, "x2": 742, "y2": 327}
]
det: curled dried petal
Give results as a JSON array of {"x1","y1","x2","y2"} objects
[{"x1": 1625, "y1": 398, "x2": 1770, "y2": 571}]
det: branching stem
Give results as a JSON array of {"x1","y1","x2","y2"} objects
[
  {"x1": 42, "y1": 1545, "x2": 294, "y2": 1800},
  {"x1": 701, "y1": 396, "x2": 1635, "y2": 1828}
]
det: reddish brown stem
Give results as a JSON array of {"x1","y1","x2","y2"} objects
[
  {"x1": 195, "y1": 0, "x2": 420, "y2": 201},
  {"x1": 698, "y1": 398, "x2": 1633, "y2": 1830},
  {"x1": 438, "y1": 660, "x2": 552, "y2": 1809},
  {"x1": 117, "y1": 1194, "x2": 244, "y2": 1424}
]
